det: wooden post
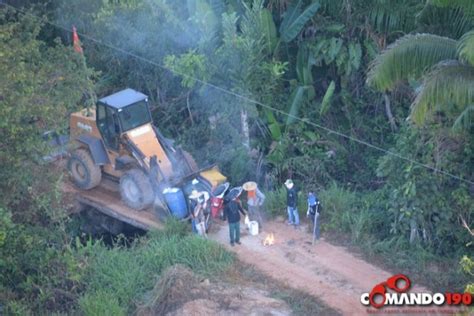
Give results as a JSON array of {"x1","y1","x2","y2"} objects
[{"x1": 312, "y1": 204, "x2": 319, "y2": 245}]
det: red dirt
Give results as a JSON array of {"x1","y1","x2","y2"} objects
[{"x1": 209, "y1": 221, "x2": 466, "y2": 316}]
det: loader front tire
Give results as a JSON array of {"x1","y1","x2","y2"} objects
[
  {"x1": 119, "y1": 169, "x2": 154, "y2": 211},
  {"x1": 68, "y1": 148, "x2": 102, "y2": 190}
]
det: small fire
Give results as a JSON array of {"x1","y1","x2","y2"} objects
[{"x1": 263, "y1": 233, "x2": 275, "y2": 246}]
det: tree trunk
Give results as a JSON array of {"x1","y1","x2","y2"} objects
[
  {"x1": 241, "y1": 108, "x2": 250, "y2": 149},
  {"x1": 186, "y1": 91, "x2": 194, "y2": 125},
  {"x1": 409, "y1": 218, "x2": 418, "y2": 244},
  {"x1": 384, "y1": 93, "x2": 397, "y2": 132}
]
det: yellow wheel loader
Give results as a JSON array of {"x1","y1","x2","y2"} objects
[{"x1": 68, "y1": 88, "x2": 225, "y2": 211}]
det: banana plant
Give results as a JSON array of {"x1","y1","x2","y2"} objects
[
  {"x1": 258, "y1": 1, "x2": 322, "y2": 134},
  {"x1": 260, "y1": 8, "x2": 278, "y2": 56},
  {"x1": 319, "y1": 80, "x2": 335, "y2": 116},
  {"x1": 287, "y1": 36, "x2": 362, "y2": 125},
  {"x1": 286, "y1": 85, "x2": 306, "y2": 126},
  {"x1": 296, "y1": 44, "x2": 316, "y2": 98},
  {"x1": 279, "y1": 0, "x2": 321, "y2": 43},
  {"x1": 265, "y1": 109, "x2": 282, "y2": 140}
]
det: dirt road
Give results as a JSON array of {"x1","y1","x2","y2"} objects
[
  {"x1": 210, "y1": 221, "x2": 463, "y2": 316},
  {"x1": 63, "y1": 178, "x2": 466, "y2": 315}
]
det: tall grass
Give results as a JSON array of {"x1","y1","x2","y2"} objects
[
  {"x1": 317, "y1": 183, "x2": 387, "y2": 243},
  {"x1": 264, "y1": 187, "x2": 287, "y2": 218},
  {"x1": 318, "y1": 184, "x2": 468, "y2": 292},
  {"x1": 271, "y1": 288, "x2": 342, "y2": 316},
  {"x1": 78, "y1": 290, "x2": 126, "y2": 316},
  {"x1": 77, "y1": 219, "x2": 234, "y2": 314},
  {"x1": 367, "y1": 236, "x2": 468, "y2": 292}
]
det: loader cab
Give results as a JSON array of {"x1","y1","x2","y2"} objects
[{"x1": 96, "y1": 88, "x2": 152, "y2": 150}]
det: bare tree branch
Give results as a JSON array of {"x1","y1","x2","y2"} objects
[{"x1": 460, "y1": 215, "x2": 474, "y2": 236}]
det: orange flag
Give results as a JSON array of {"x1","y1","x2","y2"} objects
[{"x1": 72, "y1": 26, "x2": 83, "y2": 54}]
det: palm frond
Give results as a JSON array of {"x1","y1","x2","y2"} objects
[
  {"x1": 417, "y1": 4, "x2": 473, "y2": 39},
  {"x1": 428, "y1": 0, "x2": 474, "y2": 24},
  {"x1": 367, "y1": 34, "x2": 457, "y2": 91},
  {"x1": 429, "y1": 0, "x2": 474, "y2": 12},
  {"x1": 411, "y1": 61, "x2": 474, "y2": 126},
  {"x1": 457, "y1": 30, "x2": 474, "y2": 66},
  {"x1": 452, "y1": 104, "x2": 474, "y2": 131},
  {"x1": 367, "y1": 0, "x2": 420, "y2": 35}
]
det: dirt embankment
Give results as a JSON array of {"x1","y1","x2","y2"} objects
[{"x1": 135, "y1": 265, "x2": 291, "y2": 316}]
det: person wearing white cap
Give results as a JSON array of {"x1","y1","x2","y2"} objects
[
  {"x1": 284, "y1": 179, "x2": 300, "y2": 228},
  {"x1": 189, "y1": 189, "x2": 210, "y2": 237}
]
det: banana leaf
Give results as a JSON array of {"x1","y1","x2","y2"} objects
[{"x1": 280, "y1": 0, "x2": 320, "y2": 43}]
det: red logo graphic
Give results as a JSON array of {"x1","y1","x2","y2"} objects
[
  {"x1": 369, "y1": 274, "x2": 411, "y2": 308},
  {"x1": 361, "y1": 274, "x2": 472, "y2": 309}
]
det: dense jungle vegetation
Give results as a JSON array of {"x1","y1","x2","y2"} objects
[{"x1": 0, "y1": 0, "x2": 473, "y2": 314}]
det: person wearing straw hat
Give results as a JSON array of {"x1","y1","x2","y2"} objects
[
  {"x1": 189, "y1": 189, "x2": 209, "y2": 237},
  {"x1": 243, "y1": 181, "x2": 265, "y2": 229},
  {"x1": 284, "y1": 179, "x2": 300, "y2": 228},
  {"x1": 223, "y1": 186, "x2": 247, "y2": 246}
]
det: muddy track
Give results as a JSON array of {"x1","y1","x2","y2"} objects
[{"x1": 209, "y1": 221, "x2": 462, "y2": 316}]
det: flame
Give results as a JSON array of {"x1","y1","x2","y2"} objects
[{"x1": 263, "y1": 233, "x2": 275, "y2": 246}]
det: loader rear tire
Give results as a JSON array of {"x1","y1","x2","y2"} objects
[
  {"x1": 119, "y1": 169, "x2": 154, "y2": 211},
  {"x1": 68, "y1": 148, "x2": 102, "y2": 190}
]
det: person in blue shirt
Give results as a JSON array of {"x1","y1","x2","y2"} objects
[{"x1": 306, "y1": 191, "x2": 321, "y2": 240}]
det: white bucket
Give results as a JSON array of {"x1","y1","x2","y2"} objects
[{"x1": 249, "y1": 221, "x2": 259, "y2": 236}]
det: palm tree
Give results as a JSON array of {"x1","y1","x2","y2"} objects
[{"x1": 367, "y1": 30, "x2": 474, "y2": 130}]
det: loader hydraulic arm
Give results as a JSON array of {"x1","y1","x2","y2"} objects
[{"x1": 123, "y1": 136, "x2": 147, "y2": 171}]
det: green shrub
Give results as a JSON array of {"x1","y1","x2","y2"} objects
[
  {"x1": 264, "y1": 187, "x2": 287, "y2": 218},
  {"x1": 161, "y1": 217, "x2": 189, "y2": 238},
  {"x1": 460, "y1": 256, "x2": 474, "y2": 293},
  {"x1": 319, "y1": 183, "x2": 358, "y2": 233},
  {"x1": 317, "y1": 184, "x2": 384, "y2": 243},
  {"x1": 4, "y1": 300, "x2": 32, "y2": 316},
  {"x1": 140, "y1": 235, "x2": 234, "y2": 277},
  {"x1": 0, "y1": 218, "x2": 84, "y2": 314},
  {"x1": 368, "y1": 236, "x2": 467, "y2": 292},
  {"x1": 81, "y1": 242, "x2": 147, "y2": 310},
  {"x1": 78, "y1": 229, "x2": 234, "y2": 313},
  {"x1": 79, "y1": 290, "x2": 126, "y2": 316}
]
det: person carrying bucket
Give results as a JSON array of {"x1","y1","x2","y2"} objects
[
  {"x1": 223, "y1": 186, "x2": 247, "y2": 246},
  {"x1": 189, "y1": 190, "x2": 209, "y2": 237},
  {"x1": 242, "y1": 181, "x2": 265, "y2": 230}
]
